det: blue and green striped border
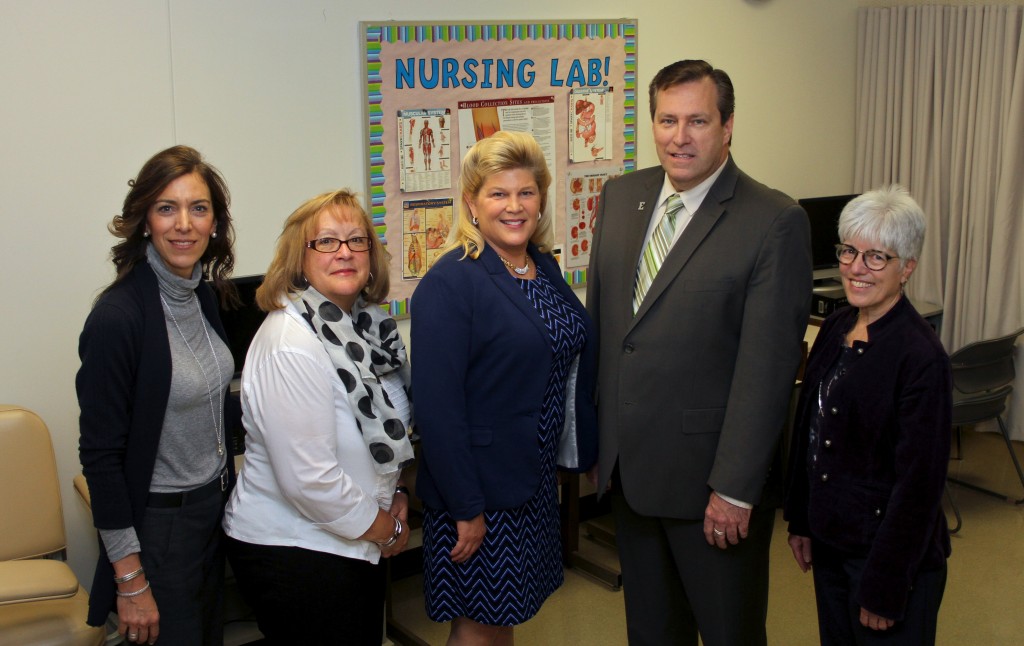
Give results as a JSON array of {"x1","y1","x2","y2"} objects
[{"x1": 363, "y1": 20, "x2": 637, "y2": 315}]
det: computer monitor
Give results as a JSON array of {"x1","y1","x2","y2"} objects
[
  {"x1": 799, "y1": 194, "x2": 859, "y2": 283},
  {"x1": 213, "y1": 274, "x2": 267, "y2": 378}
]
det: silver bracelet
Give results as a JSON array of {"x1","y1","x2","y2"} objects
[
  {"x1": 113, "y1": 567, "x2": 144, "y2": 584},
  {"x1": 376, "y1": 515, "x2": 403, "y2": 548},
  {"x1": 115, "y1": 581, "x2": 151, "y2": 598}
]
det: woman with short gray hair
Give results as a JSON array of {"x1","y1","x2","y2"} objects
[{"x1": 784, "y1": 185, "x2": 952, "y2": 645}]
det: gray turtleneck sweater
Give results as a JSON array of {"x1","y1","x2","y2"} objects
[{"x1": 100, "y1": 245, "x2": 232, "y2": 563}]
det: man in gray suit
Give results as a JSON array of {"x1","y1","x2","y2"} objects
[{"x1": 586, "y1": 60, "x2": 811, "y2": 645}]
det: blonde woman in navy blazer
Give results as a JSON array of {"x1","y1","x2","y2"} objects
[{"x1": 411, "y1": 131, "x2": 597, "y2": 645}]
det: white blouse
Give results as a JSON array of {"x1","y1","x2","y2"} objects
[{"x1": 223, "y1": 297, "x2": 403, "y2": 564}]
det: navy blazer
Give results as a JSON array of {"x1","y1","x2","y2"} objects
[
  {"x1": 411, "y1": 243, "x2": 598, "y2": 520},
  {"x1": 784, "y1": 297, "x2": 952, "y2": 620}
]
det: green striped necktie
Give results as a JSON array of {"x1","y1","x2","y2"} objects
[{"x1": 633, "y1": 193, "x2": 683, "y2": 314}]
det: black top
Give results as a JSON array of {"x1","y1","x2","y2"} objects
[{"x1": 784, "y1": 296, "x2": 952, "y2": 620}]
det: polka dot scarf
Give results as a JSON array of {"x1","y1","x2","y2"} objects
[{"x1": 299, "y1": 286, "x2": 415, "y2": 474}]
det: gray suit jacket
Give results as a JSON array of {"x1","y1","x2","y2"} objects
[{"x1": 587, "y1": 156, "x2": 811, "y2": 519}]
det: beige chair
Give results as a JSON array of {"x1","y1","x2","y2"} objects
[{"x1": 0, "y1": 405, "x2": 106, "y2": 646}]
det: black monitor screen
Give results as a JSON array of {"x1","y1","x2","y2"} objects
[
  {"x1": 799, "y1": 194, "x2": 858, "y2": 271},
  {"x1": 213, "y1": 274, "x2": 267, "y2": 377}
]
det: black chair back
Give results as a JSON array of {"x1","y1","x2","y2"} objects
[
  {"x1": 952, "y1": 384, "x2": 1013, "y2": 426},
  {"x1": 949, "y1": 327, "x2": 1022, "y2": 395},
  {"x1": 946, "y1": 326, "x2": 1024, "y2": 511}
]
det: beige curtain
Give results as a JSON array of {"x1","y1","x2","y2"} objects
[{"x1": 855, "y1": 5, "x2": 1024, "y2": 440}]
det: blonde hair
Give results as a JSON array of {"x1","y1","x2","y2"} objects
[
  {"x1": 256, "y1": 189, "x2": 390, "y2": 311},
  {"x1": 445, "y1": 130, "x2": 554, "y2": 259}
]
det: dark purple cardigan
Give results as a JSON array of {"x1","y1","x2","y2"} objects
[{"x1": 784, "y1": 296, "x2": 952, "y2": 621}]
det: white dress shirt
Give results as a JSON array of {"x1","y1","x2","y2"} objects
[
  {"x1": 223, "y1": 297, "x2": 402, "y2": 563},
  {"x1": 640, "y1": 158, "x2": 729, "y2": 251}
]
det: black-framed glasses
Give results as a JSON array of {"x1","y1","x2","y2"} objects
[
  {"x1": 306, "y1": 236, "x2": 371, "y2": 253},
  {"x1": 835, "y1": 243, "x2": 898, "y2": 271}
]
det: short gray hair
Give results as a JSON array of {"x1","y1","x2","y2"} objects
[{"x1": 837, "y1": 185, "x2": 925, "y2": 267}]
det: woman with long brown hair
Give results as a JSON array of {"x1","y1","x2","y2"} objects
[{"x1": 78, "y1": 145, "x2": 239, "y2": 645}]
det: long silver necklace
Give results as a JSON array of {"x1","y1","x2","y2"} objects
[
  {"x1": 497, "y1": 253, "x2": 530, "y2": 275},
  {"x1": 160, "y1": 293, "x2": 224, "y2": 456}
]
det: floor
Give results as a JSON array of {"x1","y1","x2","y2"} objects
[{"x1": 384, "y1": 429, "x2": 1024, "y2": 645}]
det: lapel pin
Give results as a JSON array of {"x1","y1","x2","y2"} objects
[{"x1": 638, "y1": 202, "x2": 646, "y2": 211}]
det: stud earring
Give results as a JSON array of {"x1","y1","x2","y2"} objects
[
  {"x1": 143, "y1": 231, "x2": 150, "y2": 238},
  {"x1": 472, "y1": 217, "x2": 479, "y2": 226},
  {"x1": 211, "y1": 230, "x2": 218, "y2": 239}
]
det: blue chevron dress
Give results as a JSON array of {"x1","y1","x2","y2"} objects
[{"x1": 421, "y1": 266, "x2": 587, "y2": 626}]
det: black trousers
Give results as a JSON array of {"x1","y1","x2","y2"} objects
[
  {"x1": 139, "y1": 490, "x2": 226, "y2": 646},
  {"x1": 225, "y1": 536, "x2": 387, "y2": 645},
  {"x1": 812, "y1": 539, "x2": 946, "y2": 646},
  {"x1": 611, "y1": 493, "x2": 774, "y2": 646}
]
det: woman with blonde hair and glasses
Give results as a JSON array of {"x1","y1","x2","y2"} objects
[
  {"x1": 412, "y1": 131, "x2": 597, "y2": 644},
  {"x1": 223, "y1": 189, "x2": 413, "y2": 644}
]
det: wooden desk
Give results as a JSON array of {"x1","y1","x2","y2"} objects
[{"x1": 559, "y1": 474, "x2": 621, "y2": 590}]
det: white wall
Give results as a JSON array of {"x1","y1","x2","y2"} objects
[{"x1": 0, "y1": 0, "x2": 863, "y2": 586}]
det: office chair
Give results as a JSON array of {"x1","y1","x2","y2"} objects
[
  {"x1": 0, "y1": 405, "x2": 106, "y2": 646},
  {"x1": 946, "y1": 327, "x2": 1024, "y2": 509}
]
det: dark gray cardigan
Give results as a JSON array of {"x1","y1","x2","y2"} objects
[{"x1": 77, "y1": 261, "x2": 237, "y2": 626}]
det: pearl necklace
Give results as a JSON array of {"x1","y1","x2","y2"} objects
[
  {"x1": 160, "y1": 293, "x2": 225, "y2": 456},
  {"x1": 497, "y1": 254, "x2": 530, "y2": 275}
]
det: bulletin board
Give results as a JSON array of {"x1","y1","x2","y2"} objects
[{"x1": 360, "y1": 19, "x2": 638, "y2": 317}]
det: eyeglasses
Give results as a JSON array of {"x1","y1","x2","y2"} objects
[
  {"x1": 306, "y1": 236, "x2": 371, "y2": 253},
  {"x1": 835, "y1": 243, "x2": 898, "y2": 271}
]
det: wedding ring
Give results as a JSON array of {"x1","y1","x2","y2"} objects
[
  {"x1": 713, "y1": 528, "x2": 725, "y2": 536},
  {"x1": 129, "y1": 634, "x2": 138, "y2": 641}
]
